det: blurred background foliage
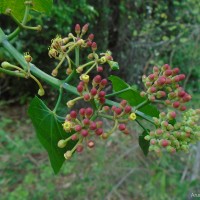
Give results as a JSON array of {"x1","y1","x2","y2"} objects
[{"x1": 0, "y1": 0, "x2": 200, "y2": 199}]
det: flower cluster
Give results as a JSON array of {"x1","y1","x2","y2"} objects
[
  {"x1": 144, "y1": 109, "x2": 200, "y2": 154},
  {"x1": 141, "y1": 64, "x2": 191, "y2": 111},
  {"x1": 58, "y1": 100, "x2": 136, "y2": 159},
  {"x1": 48, "y1": 23, "x2": 119, "y2": 77},
  {"x1": 67, "y1": 74, "x2": 108, "y2": 107}
]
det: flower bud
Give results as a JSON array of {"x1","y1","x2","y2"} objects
[
  {"x1": 81, "y1": 129, "x2": 89, "y2": 137},
  {"x1": 66, "y1": 100, "x2": 75, "y2": 108},
  {"x1": 173, "y1": 101, "x2": 180, "y2": 108},
  {"x1": 120, "y1": 100, "x2": 127, "y2": 107},
  {"x1": 100, "y1": 79, "x2": 108, "y2": 87},
  {"x1": 95, "y1": 128, "x2": 103, "y2": 135},
  {"x1": 124, "y1": 106, "x2": 132, "y2": 113},
  {"x1": 79, "y1": 108, "x2": 85, "y2": 116},
  {"x1": 58, "y1": 139, "x2": 67, "y2": 148},
  {"x1": 76, "y1": 144, "x2": 84, "y2": 153},
  {"x1": 97, "y1": 66, "x2": 103, "y2": 72},
  {"x1": 64, "y1": 151, "x2": 72, "y2": 159},
  {"x1": 51, "y1": 69, "x2": 58, "y2": 77},
  {"x1": 98, "y1": 91, "x2": 106, "y2": 98},
  {"x1": 74, "y1": 125, "x2": 82, "y2": 132},
  {"x1": 118, "y1": 124, "x2": 126, "y2": 131},
  {"x1": 83, "y1": 93, "x2": 91, "y2": 101},
  {"x1": 90, "y1": 122, "x2": 97, "y2": 130},
  {"x1": 75, "y1": 24, "x2": 81, "y2": 34},
  {"x1": 88, "y1": 33, "x2": 94, "y2": 41},
  {"x1": 71, "y1": 134, "x2": 78, "y2": 141},
  {"x1": 77, "y1": 84, "x2": 84, "y2": 93},
  {"x1": 91, "y1": 42, "x2": 97, "y2": 51},
  {"x1": 82, "y1": 23, "x2": 89, "y2": 35},
  {"x1": 87, "y1": 140, "x2": 95, "y2": 148},
  {"x1": 76, "y1": 66, "x2": 83, "y2": 73},
  {"x1": 70, "y1": 110, "x2": 77, "y2": 119},
  {"x1": 90, "y1": 88, "x2": 97, "y2": 96},
  {"x1": 85, "y1": 107, "x2": 93, "y2": 117},
  {"x1": 93, "y1": 75, "x2": 102, "y2": 84}
]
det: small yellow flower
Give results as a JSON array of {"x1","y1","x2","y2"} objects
[
  {"x1": 129, "y1": 112, "x2": 136, "y2": 121},
  {"x1": 24, "y1": 52, "x2": 32, "y2": 63},
  {"x1": 80, "y1": 74, "x2": 89, "y2": 83},
  {"x1": 62, "y1": 121, "x2": 72, "y2": 132}
]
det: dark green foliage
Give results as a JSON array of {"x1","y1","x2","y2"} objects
[{"x1": 28, "y1": 96, "x2": 76, "y2": 174}]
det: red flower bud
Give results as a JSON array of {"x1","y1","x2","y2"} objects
[
  {"x1": 85, "y1": 107, "x2": 93, "y2": 117},
  {"x1": 97, "y1": 66, "x2": 103, "y2": 72},
  {"x1": 173, "y1": 101, "x2": 180, "y2": 108},
  {"x1": 148, "y1": 74, "x2": 155, "y2": 81},
  {"x1": 79, "y1": 108, "x2": 85, "y2": 116},
  {"x1": 99, "y1": 97, "x2": 106, "y2": 104},
  {"x1": 83, "y1": 93, "x2": 91, "y2": 101},
  {"x1": 118, "y1": 124, "x2": 126, "y2": 131},
  {"x1": 180, "y1": 105, "x2": 186, "y2": 111},
  {"x1": 169, "y1": 111, "x2": 176, "y2": 119},
  {"x1": 103, "y1": 106, "x2": 110, "y2": 112},
  {"x1": 87, "y1": 41, "x2": 92, "y2": 47},
  {"x1": 76, "y1": 144, "x2": 84, "y2": 153},
  {"x1": 77, "y1": 85, "x2": 84, "y2": 93},
  {"x1": 87, "y1": 140, "x2": 95, "y2": 148},
  {"x1": 165, "y1": 78, "x2": 172, "y2": 84},
  {"x1": 90, "y1": 88, "x2": 97, "y2": 96},
  {"x1": 149, "y1": 86, "x2": 157, "y2": 93},
  {"x1": 115, "y1": 107, "x2": 122, "y2": 115},
  {"x1": 81, "y1": 129, "x2": 89, "y2": 137},
  {"x1": 173, "y1": 76, "x2": 180, "y2": 82},
  {"x1": 178, "y1": 90, "x2": 185, "y2": 97},
  {"x1": 178, "y1": 74, "x2": 185, "y2": 81},
  {"x1": 162, "y1": 64, "x2": 171, "y2": 71},
  {"x1": 75, "y1": 125, "x2": 82, "y2": 132},
  {"x1": 172, "y1": 68, "x2": 180, "y2": 75},
  {"x1": 75, "y1": 24, "x2": 81, "y2": 34},
  {"x1": 161, "y1": 139, "x2": 169, "y2": 147},
  {"x1": 98, "y1": 91, "x2": 106, "y2": 97},
  {"x1": 71, "y1": 134, "x2": 78, "y2": 140},
  {"x1": 88, "y1": 33, "x2": 94, "y2": 41},
  {"x1": 91, "y1": 42, "x2": 97, "y2": 51},
  {"x1": 182, "y1": 94, "x2": 191, "y2": 102},
  {"x1": 82, "y1": 23, "x2": 89, "y2": 34},
  {"x1": 120, "y1": 100, "x2": 127, "y2": 107},
  {"x1": 157, "y1": 76, "x2": 166, "y2": 85},
  {"x1": 164, "y1": 70, "x2": 173, "y2": 76},
  {"x1": 89, "y1": 122, "x2": 97, "y2": 130},
  {"x1": 70, "y1": 110, "x2": 77, "y2": 119},
  {"x1": 124, "y1": 106, "x2": 132, "y2": 113},
  {"x1": 93, "y1": 75, "x2": 102, "y2": 84},
  {"x1": 83, "y1": 118, "x2": 90, "y2": 126},
  {"x1": 100, "y1": 79, "x2": 108, "y2": 87},
  {"x1": 95, "y1": 128, "x2": 103, "y2": 135}
]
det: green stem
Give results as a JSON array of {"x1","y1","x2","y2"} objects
[
  {"x1": 135, "y1": 119, "x2": 148, "y2": 132},
  {"x1": 135, "y1": 99, "x2": 150, "y2": 110},
  {"x1": 7, "y1": 10, "x2": 40, "y2": 31},
  {"x1": 105, "y1": 87, "x2": 132, "y2": 98},
  {"x1": 7, "y1": 5, "x2": 30, "y2": 40},
  {"x1": 53, "y1": 87, "x2": 63, "y2": 113},
  {"x1": 98, "y1": 113, "x2": 114, "y2": 120},
  {"x1": 0, "y1": 67, "x2": 26, "y2": 78}
]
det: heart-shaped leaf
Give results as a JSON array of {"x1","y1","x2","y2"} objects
[{"x1": 28, "y1": 96, "x2": 76, "y2": 174}]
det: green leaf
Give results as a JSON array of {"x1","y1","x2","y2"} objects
[
  {"x1": 139, "y1": 129, "x2": 150, "y2": 156},
  {"x1": 28, "y1": 96, "x2": 76, "y2": 174},
  {"x1": 0, "y1": 0, "x2": 53, "y2": 21},
  {"x1": 109, "y1": 75, "x2": 159, "y2": 117}
]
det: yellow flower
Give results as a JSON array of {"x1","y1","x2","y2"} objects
[
  {"x1": 62, "y1": 121, "x2": 72, "y2": 132},
  {"x1": 129, "y1": 112, "x2": 136, "y2": 121},
  {"x1": 80, "y1": 74, "x2": 89, "y2": 83}
]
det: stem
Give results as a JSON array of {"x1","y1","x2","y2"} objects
[
  {"x1": 98, "y1": 113, "x2": 114, "y2": 120},
  {"x1": 135, "y1": 99, "x2": 150, "y2": 110},
  {"x1": 0, "y1": 67, "x2": 26, "y2": 78},
  {"x1": 135, "y1": 119, "x2": 148, "y2": 132},
  {"x1": 53, "y1": 87, "x2": 63, "y2": 113},
  {"x1": 29, "y1": 74, "x2": 44, "y2": 91},
  {"x1": 7, "y1": 11, "x2": 40, "y2": 31},
  {"x1": 7, "y1": 4, "x2": 30, "y2": 40},
  {"x1": 105, "y1": 87, "x2": 132, "y2": 98}
]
